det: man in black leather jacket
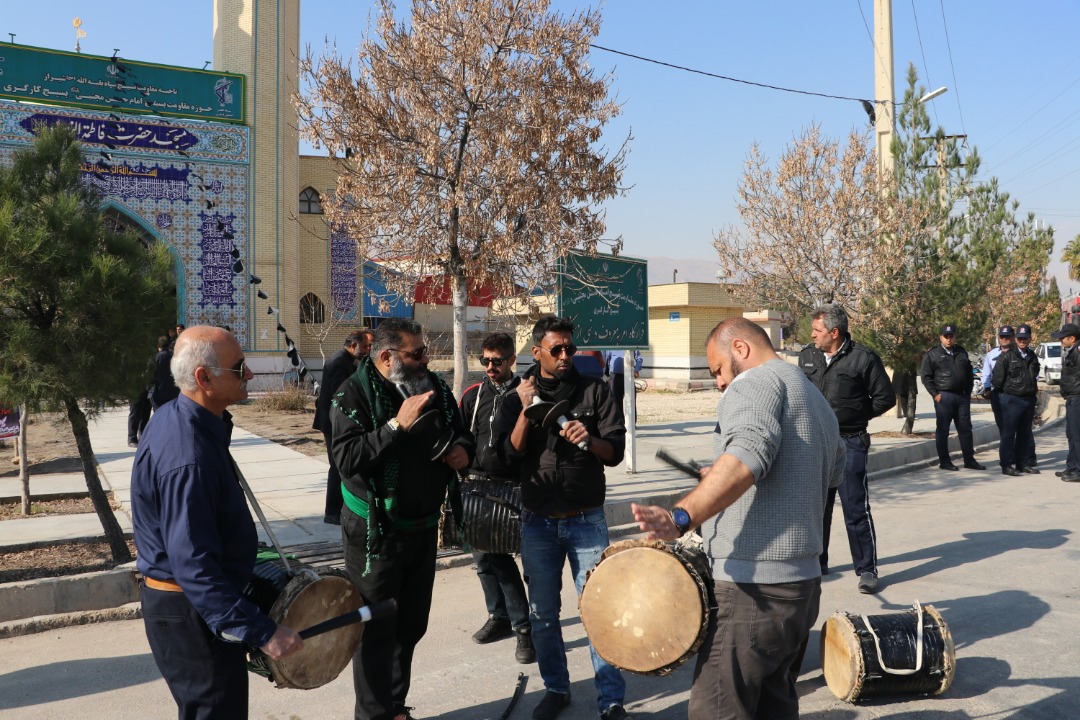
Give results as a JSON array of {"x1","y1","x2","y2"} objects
[
  {"x1": 920, "y1": 324, "x2": 986, "y2": 471},
  {"x1": 799, "y1": 303, "x2": 894, "y2": 595},
  {"x1": 990, "y1": 323, "x2": 1040, "y2": 476},
  {"x1": 1052, "y1": 323, "x2": 1080, "y2": 482}
]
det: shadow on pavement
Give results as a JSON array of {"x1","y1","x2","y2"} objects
[
  {"x1": 0, "y1": 654, "x2": 160, "y2": 710},
  {"x1": 878, "y1": 530, "x2": 1069, "y2": 586}
]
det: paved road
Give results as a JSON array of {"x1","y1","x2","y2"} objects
[{"x1": 2, "y1": 424, "x2": 1077, "y2": 719}]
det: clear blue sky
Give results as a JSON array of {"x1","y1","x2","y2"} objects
[{"x1": 6, "y1": 1, "x2": 1079, "y2": 294}]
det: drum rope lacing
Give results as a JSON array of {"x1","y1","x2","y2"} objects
[{"x1": 861, "y1": 600, "x2": 925, "y2": 675}]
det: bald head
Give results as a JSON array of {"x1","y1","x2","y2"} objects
[{"x1": 705, "y1": 318, "x2": 778, "y2": 391}]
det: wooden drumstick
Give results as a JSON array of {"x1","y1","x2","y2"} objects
[{"x1": 297, "y1": 598, "x2": 397, "y2": 640}]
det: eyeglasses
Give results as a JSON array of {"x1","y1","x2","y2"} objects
[
  {"x1": 479, "y1": 356, "x2": 510, "y2": 367},
  {"x1": 206, "y1": 359, "x2": 248, "y2": 377},
  {"x1": 391, "y1": 346, "x2": 428, "y2": 361},
  {"x1": 538, "y1": 343, "x2": 577, "y2": 358}
]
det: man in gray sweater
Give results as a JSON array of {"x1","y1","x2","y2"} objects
[{"x1": 633, "y1": 318, "x2": 845, "y2": 720}]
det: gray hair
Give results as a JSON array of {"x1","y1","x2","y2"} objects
[
  {"x1": 170, "y1": 337, "x2": 221, "y2": 392},
  {"x1": 813, "y1": 302, "x2": 849, "y2": 336},
  {"x1": 372, "y1": 318, "x2": 423, "y2": 356}
]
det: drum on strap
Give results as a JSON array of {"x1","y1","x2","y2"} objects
[
  {"x1": 579, "y1": 538, "x2": 712, "y2": 676},
  {"x1": 243, "y1": 563, "x2": 365, "y2": 689},
  {"x1": 460, "y1": 476, "x2": 522, "y2": 554},
  {"x1": 821, "y1": 601, "x2": 956, "y2": 702}
]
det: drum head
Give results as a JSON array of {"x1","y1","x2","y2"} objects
[
  {"x1": 821, "y1": 612, "x2": 866, "y2": 702},
  {"x1": 580, "y1": 543, "x2": 707, "y2": 675},
  {"x1": 523, "y1": 400, "x2": 555, "y2": 423},
  {"x1": 268, "y1": 568, "x2": 365, "y2": 689}
]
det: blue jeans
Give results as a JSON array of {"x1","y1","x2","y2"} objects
[{"x1": 520, "y1": 508, "x2": 626, "y2": 713}]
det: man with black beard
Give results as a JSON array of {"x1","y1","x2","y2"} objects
[
  {"x1": 330, "y1": 318, "x2": 474, "y2": 720},
  {"x1": 496, "y1": 316, "x2": 630, "y2": 720}
]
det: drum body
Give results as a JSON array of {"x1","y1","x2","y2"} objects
[
  {"x1": 245, "y1": 564, "x2": 365, "y2": 689},
  {"x1": 822, "y1": 603, "x2": 956, "y2": 702},
  {"x1": 443, "y1": 477, "x2": 522, "y2": 554},
  {"x1": 579, "y1": 539, "x2": 711, "y2": 676}
]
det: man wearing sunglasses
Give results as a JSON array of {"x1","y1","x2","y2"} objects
[
  {"x1": 131, "y1": 326, "x2": 303, "y2": 718},
  {"x1": 314, "y1": 329, "x2": 374, "y2": 525},
  {"x1": 330, "y1": 318, "x2": 474, "y2": 720},
  {"x1": 495, "y1": 315, "x2": 631, "y2": 720},
  {"x1": 458, "y1": 332, "x2": 535, "y2": 664}
]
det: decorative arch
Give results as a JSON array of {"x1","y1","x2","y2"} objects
[
  {"x1": 99, "y1": 201, "x2": 187, "y2": 324},
  {"x1": 299, "y1": 187, "x2": 323, "y2": 214},
  {"x1": 300, "y1": 292, "x2": 326, "y2": 324}
]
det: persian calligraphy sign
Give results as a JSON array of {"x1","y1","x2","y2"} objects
[
  {"x1": 0, "y1": 42, "x2": 245, "y2": 123},
  {"x1": 20, "y1": 112, "x2": 199, "y2": 151},
  {"x1": 556, "y1": 253, "x2": 648, "y2": 349}
]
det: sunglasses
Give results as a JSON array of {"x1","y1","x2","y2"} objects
[
  {"x1": 207, "y1": 359, "x2": 248, "y2": 377},
  {"x1": 479, "y1": 356, "x2": 510, "y2": 367},
  {"x1": 538, "y1": 343, "x2": 577, "y2": 358},
  {"x1": 391, "y1": 346, "x2": 428, "y2": 361}
]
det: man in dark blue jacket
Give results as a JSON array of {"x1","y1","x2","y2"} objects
[
  {"x1": 921, "y1": 323, "x2": 986, "y2": 471},
  {"x1": 132, "y1": 325, "x2": 303, "y2": 718},
  {"x1": 799, "y1": 303, "x2": 895, "y2": 594},
  {"x1": 991, "y1": 323, "x2": 1040, "y2": 476},
  {"x1": 1053, "y1": 323, "x2": 1080, "y2": 482}
]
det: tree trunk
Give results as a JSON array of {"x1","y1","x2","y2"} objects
[
  {"x1": 63, "y1": 396, "x2": 132, "y2": 563},
  {"x1": 901, "y1": 386, "x2": 917, "y2": 435},
  {"x1": 18, "y1": 403, "x2": 30, "y2": 516},
  {"x1": 451, "y1": 271, "x2": 469, "y2": 399}
]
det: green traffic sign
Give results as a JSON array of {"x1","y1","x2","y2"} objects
[{"x1": 556, "y1": 252, "x2": 648, "y2": 349}]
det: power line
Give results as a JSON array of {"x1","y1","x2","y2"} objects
[
  {"x1": 937, "y1": 0, "x2": 967, "y2": 136},
  {"x1": 589, "y1": 43, "x2": 871, "y2": 105},
  {"x1": 910, "y1": 0, "x2": 939, "y2": 127}
]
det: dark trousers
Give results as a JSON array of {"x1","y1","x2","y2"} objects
[
  {"x1": 990, "y1": 389, "x2": 1004, "y2": 432},
  {"x1": 998, "y1": 393, "x2": 1036, "y2": 470},
  {"x1": 822, "y1": 436, "x2": 877, "y2": 577},
  {"x1": 343, "y1": 510, "x2": 437, "y2": 720},
  {"x1": 474, "y1": 551, "x2": 530, "y2": 630},
  {"x1": 322, "y1": 430, "x2": 343, "y2": 518},
  {"x1": 689, "y1": 578, "x2": 820, "y2": 720},
  {"x1": 142, "y1": 586, "x2": 248, "y2": 720},
  {"x1": 1066, "y1": 396, "x2": 1080, "y2": 472},
  {"x1": 934, "y1": 391, "x2": 975, "y2": 465},
  {"x1": 127, "y1": 394, "x2": 150, "y2": 443}
]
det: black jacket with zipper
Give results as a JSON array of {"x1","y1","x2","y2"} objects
[{"x1": 799, "y1": 337, "x2": 896, "y2": 435}]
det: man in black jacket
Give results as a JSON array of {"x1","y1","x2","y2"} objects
[
  {"x1": 314, "y1": 329, "x2": 372, "y2": 525},
  {"x1": 799, "y1": 303, "x2": 895, "y2": 594},
  {"x1": 921, "y1": 324, "x2": 986, "y2": 471},
  {"x1": 1052, "y1": 323, "x2": 1080, "y2": 482},
  {"x1": 331, "y1": 318, "x2": 474, "y2": 720},
  {"x1": 459, "y1": 332, "x2": 534, "y2": 664},
  {"x1": 150, "y1": 335, "x2": 180, "y2": 410},
  {"x1": 991, "y1": 323, "x2": 1040, "y2": 477},
  {"x1": 496, "y1": 316, "x2": 630, "y2": 720}
]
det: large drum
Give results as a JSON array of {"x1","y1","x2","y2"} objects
[
  {"x1": 244, "y1": 564, "x2": 365, "y2": 689},
  {"x1": 579, "y1": 539, "x2": 711, "y2": 676},
  {"x1": 443, "y1": 476, "x2": 522, "y2": 554},
  {"x1": 821, "y1": 602, "x2": 956, "y2": 702}
]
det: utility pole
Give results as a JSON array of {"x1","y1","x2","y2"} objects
[
  {"x1": 874, "y1": 0, "x2": 895, "y2": 181},
  {"x1": 919, "y1": 134, "x2": 967, "y2": 206}
]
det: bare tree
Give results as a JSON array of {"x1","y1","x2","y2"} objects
[{"x1": 297, "y1": 0, "x2": 629, "y2": 395}]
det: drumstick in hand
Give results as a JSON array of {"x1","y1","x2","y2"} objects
[{"x1": 298, "y1": 598, "x2": 397, "y2": 640}]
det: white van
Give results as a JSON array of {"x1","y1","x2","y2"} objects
[{"x1": 1036, "y1": 342, "x2": 1062, "y2": 384}]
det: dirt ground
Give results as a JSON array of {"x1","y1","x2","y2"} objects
[{"x1": 0, "y1": 385, "x2": 723, "y2": 583}]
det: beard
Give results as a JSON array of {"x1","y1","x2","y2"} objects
[
  {"x1": 390, "y1": 355, "x2": 432, "y2": 396},
  {"x1": 729, "y1": 353, "x2": 745, "y2": 379}
]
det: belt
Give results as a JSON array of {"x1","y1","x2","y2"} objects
[
  {"x1": 144, "y1": 576, "x2": 183, "y2": 593},
  {"x1": 546, "y1": 506, "x2": 601, "y2": 519}
]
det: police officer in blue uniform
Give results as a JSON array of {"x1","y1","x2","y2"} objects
[
  {"x1": 921, "y1": 323, "x2": 986, "y2": 471},
  {"x1": 990, "y1": 323, "x2": 1040, "y2": 476}
]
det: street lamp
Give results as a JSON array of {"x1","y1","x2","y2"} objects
[
  {"x1": 673, "y1": 268, "x2": 678, "y2": 284},
  {"x1": 918, "y1": 86, "x2": 948, "y2": 104}
]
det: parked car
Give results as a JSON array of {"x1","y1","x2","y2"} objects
[{"x1": 1036, "y1": 341, "x2": 1062, "y2": 384}]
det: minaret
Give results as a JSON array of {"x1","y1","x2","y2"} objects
[{"x1": 213, "y1": 0, "x2": 300, "y2": 354}]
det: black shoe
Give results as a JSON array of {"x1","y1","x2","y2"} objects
[
  {"x1": 1062, "y1": 471, "x2": 1080, "y2": 482},
  {"x1": 963, "y1": 461, "x2": 987, "y2": 470},
  {"x1": 1021, "y1": 466, "x2": 1040, "y2": 474},
  {"x1": 533, "y1": 690, "x2": 571, "y2": 720},
  {"x1": 601, "y1": 705, "x2": 630, "y2": 720},
  {"x1": 858, "y1": 572, "x2": 878, "y2": 594},
  {"x1": 323, "y1": 513, "x2": 341, "y2": 525},
  {"x1": 1002, "y1": 467, "x2": 1023, "y2": 476},
  {"x1": 515, "y1": 629, "x2": 536, "y2": 664},
  {"x1": 392, "y1": 707, "x2": 416, "y2": 720},
  {"x1": 1056, "y1": 470, "x2": 1067, "y2": 477},
  {"x1": 473, "y1": 615, "x2": 513, "y2": 644},
  {"x1": 939, "y1": 463, "x2": 959, "y2": 471},
  {"x1": 127, "y1": 440, "x2": 139, "y2": 448}
]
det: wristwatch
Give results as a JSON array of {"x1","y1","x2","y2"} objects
[
  {"x1": 387, "y1": 418, "x2": 401, "y2": 433},
  {"x1": 671, "y1": 506, "x2": 692, "y2": 535}
]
